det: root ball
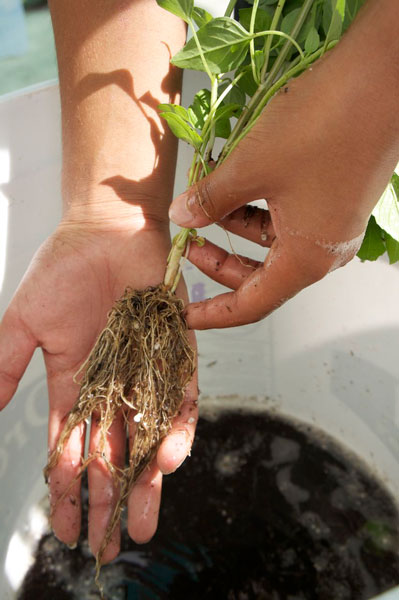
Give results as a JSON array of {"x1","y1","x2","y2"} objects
[{"x1": 44, "y1": 284, "x2": 195, "y2": 582}]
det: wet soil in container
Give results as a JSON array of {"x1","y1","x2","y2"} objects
[{"x1": 18, "y1": 410, "x2": 399, "y2": 600}]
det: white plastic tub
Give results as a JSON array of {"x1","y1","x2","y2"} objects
[{"x1": 0, "y1": 79, "x2": 398, "y2": 599}]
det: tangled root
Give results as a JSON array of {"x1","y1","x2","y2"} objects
[{"x1": 44, "y1": 284, "x2": 195, "y2": 590}]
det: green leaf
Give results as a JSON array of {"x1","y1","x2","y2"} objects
[
  {"x1": 391, "y1": 170, "x2": 399, "y2": 197},
  {"x1": 218, "y1": 79, "x2": 246, "y2": 107},
  {"x1": 158, "y1": 103, "x2": 191, "y2": 123},
  {"x1": 188, "y1": 93, "x2": 240, "y2": 139},
  {"x1": 357, "y1": 216, "x2": 386, "y2": 262},
  {"x1": 372, "y1": 176, "x2": 399, "y2": 242},
  {"x1": 246, "y1": 0, "x2": 278, "y2": 7},
  {"x1": 215, "y1": 118, "x2": 231, "y2": 139},
  {"x1": 214, "y1": 104, "x2": 240, "y2": 138},
  {"x1": 335, "y1": 0, "x2": 346, "y2": 20},
  {"x1": 192, "y1": 6, "x2": 212, "y2": 28},
  {"x1": 323, "y1": 0, "x2": 346, "y2": 47},
  {"x1": 159, "y1": 111, "x2": 202, "y2": 149},
  {"x1": 385, "y1": 232, "x2": 399, "y2": 264},
  {"x1": 239, "y1": 7, "x2": 272, "y2": 33},
  {"x1": 171, "y1": 17, "x2": 251, "y2": 74},
  {"x1": 156, "y1": 0, "x2": 193, "y2": 23},
  {"x1": 236, "y1": 64, "x2": 258, "y2": 97},
  {"x1": 215, "y1": 102, "x2": 241, "y2": 121},
  {"x1": 281, "y1": 8, "x2": 301, "y2": 34},
  {"x1": 188, "y1": 88, "x2": 211, "y2": 129},
  {"x1": 253, "y1": 49, "x2": 265, "y2": 75},
  {"x1": 322, "y1": 1, "x2": 333, "y2": 36},
  {"x1": 280, "y1": 7, "x2": 314, "y2": 49},
  {"x1": 344, "y1": 0, "x2": 366, "y2": 30},
  {"x1": 304, "y1": 26, "x2": 320, "y2": 54}
]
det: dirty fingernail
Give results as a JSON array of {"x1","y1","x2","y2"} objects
[{"x1": 67, "y1": 541, "x2": 77, "y2": 550}]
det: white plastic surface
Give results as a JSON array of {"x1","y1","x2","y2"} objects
[{"x1": 0, "y1": 70, "x2": 398, "y2": 600}]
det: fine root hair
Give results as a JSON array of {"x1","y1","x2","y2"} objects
[{"x1": 44, "y1": 284, "x2": 195, "y2": 591}]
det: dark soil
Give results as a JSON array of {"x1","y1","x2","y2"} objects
[{"x1": 18, "y1": 410, "x2": 399, "y2": 600}]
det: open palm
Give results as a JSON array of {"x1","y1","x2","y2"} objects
[{"x1": 0, "y1": 222, "x2": 197, "y2": 562}]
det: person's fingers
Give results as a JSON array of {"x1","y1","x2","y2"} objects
[
  {"x1": 219, "y1": 205, "x2": 275, "y2": 247},
  {"x1": 157, "y1": 370, "x2": 198, "y2": 475},
  {"x1": 87, "y1": 409, "x2": 126, "y2": 563},
  {"x1": 46, "y1": 367, "x2": 86, "y2": 547},
  {"x1": 127, "y1": 457, "x2": 163, "y2": 544},
  {"x1": 185, "y1": 241, "x2": 333, "y2": 330},
  {"x1": 126, "y1": 410, "x2": 163, "y2": 545},
  {"x1": 0, "y1": 309, "x2": 37, "y2": 410},
  {"x1": 47, "y1": 424, "x2": 85, "y2": 547},
  {"x1": 188, "y1": 239, "x2": 261, "y2": 291},
  {"x1": 169, "y1": 158, "x2": 261, "y2": 228}
]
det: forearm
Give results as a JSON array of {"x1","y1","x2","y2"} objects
[
  {"x1": 316, "y1": 0, "x2": 399, "y2": 181},
  {"x1": 48, "y1": 0, "x2": 186, "y2": 229},
  {"x1": 334, "y1": 0, "x2": 398, "y2": 128}
]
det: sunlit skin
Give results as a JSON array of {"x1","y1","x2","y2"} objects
[
  {"x1": 169, "y1": 0, "x2": 399, "y2": 328},
  {"x1": 0, "y1": 0, "x2": 195, "y2": 563},
  {"x1": 1, "y1": 0, "x2": 399, "y2": 566}
]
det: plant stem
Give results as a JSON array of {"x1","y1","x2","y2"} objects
[
  {"x1": 218, "y1": 81, "x2": 264, "y2": 163},
  {"x1": 261, "y1": 0, "x2": 287, "y2": 82},
  {"x1": 263, "y1": 0, "x2": 315, "y2": 88},
  {"x1": 189, "y1": 70, "x2": 244, "y2": 184},
  {"x1": 199, "y1": 71, "x2": 244, "y2": 149},
  {"x1": 219, "y1": 0, "x2": 315, "y2": 163},
  {"x1": 164, "y1": 228, "x2": 192, "y2": 291},
  {"x1": 163, "y1": 0, "x2": 322, "y2": 294},
  {"x1": 250, "y1": 0, "x2": 260, "y2": 85},
  {"x1": 205, "y1": 77, "x2": 219, "y2": 163},
  {"x1": 188, "y1": 19, "x2": 214, "y2": 83},
  {"x1": 224, "y1": 0, "x2": 238, "y2": 18},
  {"x1": 214, "y1": 71, "x2": 245, "y2": 110},
  {"x1": 253, "y1": 30, "x2": 304, "y2": 59},
  {"x1": 221, "y1": 45, "x2": 330, "y2": 163},
  {"x1": 188, "y1": 150, "x2": 199, "y2": 186}
]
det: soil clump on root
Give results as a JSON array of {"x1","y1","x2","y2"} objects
[{"x1": 44, "y1": 284, "x2": 195, "y2": 590}]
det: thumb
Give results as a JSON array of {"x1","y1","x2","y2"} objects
[
  {"x1": 169, "y1": 159, "x2": 256, "y2": 228},
  {"x1": 0, "y1": 309, "x2": 37, "y2": 410}
]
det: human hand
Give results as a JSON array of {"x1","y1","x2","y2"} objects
[
  {"x1": 169, "y1": 24, "x2": 399, "y2": 329},
  {"x1": 0, "y1": 220, "x2": 197, "y2": 562}
]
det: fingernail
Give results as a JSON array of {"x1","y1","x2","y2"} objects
[
  {"x1": 67, "y1": 541, "x2": 77, "y2": 550},
  {"x1": 169, "y1": 193, "x2": 193, "y2": 226},
  {"x1": 175, "y1": 455, "x2": 187, "y2": 471},
  {"x1": 162, "y1": 452, "x2": 188, "y2": 475}
]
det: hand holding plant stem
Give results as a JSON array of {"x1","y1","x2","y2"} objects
[
  {"x1": 160, "y1": 0, "x2": 399, "y2": 326},
  {"x1": 162, "y1": 0, "x2": 316, "y2": 285},
  {"x1": 160, "y1": 0, "x2": 343, "y2": 290}
]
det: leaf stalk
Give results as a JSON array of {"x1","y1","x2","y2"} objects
[{"x1": 224, "y1": 0, "x2": 238, "y2": 18}]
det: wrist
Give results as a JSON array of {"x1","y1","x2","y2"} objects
[
  {"x1": 49, "y1": 0, "x2": 187, "y2": 236},
  {"x1": 61, "y1": 182, "x2": 171, "y2": 234}
]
